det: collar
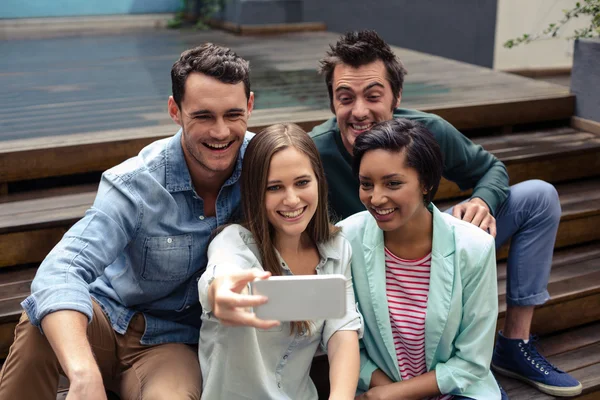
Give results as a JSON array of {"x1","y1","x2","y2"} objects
[
  {"x1": 274, "y1": 235, "x2": 343, "y2": 275},
  {"x1": 165, "y1": 129, "x2": 247, "y2": 193},
  {"x1": 362, "y1": 203, "x2": 454, "y2": 258}
]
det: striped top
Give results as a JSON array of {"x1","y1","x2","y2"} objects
[{"x1": 385, "y1": 248, "x2": 453, "y2": 400}]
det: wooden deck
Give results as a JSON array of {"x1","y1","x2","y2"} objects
[
  {"x1": 0, "y1": 30, "x2": 575, "y2": 187},
  {"x1": 0, "y1": 30, "x2": 571, "y2": 143}
]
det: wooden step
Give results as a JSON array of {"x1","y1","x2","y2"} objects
[
  {"x1": 437, "y1": 177, "x2": 600, "y2": 261},
  {"x1": 1, "y1": 177, "x2": 599, "y2": 270},
  {"x1": 435, "y1": 125, "x2": 600, "y2": 201},
  {"x1": 444, "y1": 177, "x2": 600, "y2": 260},
  {"x1": 496, "y1": 242, "x2": 600, "y2": 336},
  {"x1": 2, "y1": 241, "x2": 598, "y2": 359},
  {"x1": 498, "y1": 322, "x2": 600, "y2": 399}
]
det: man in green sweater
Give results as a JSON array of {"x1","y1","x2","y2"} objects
[{"x1": 310, "y1": 30, "x2": 581, "y2": 398}]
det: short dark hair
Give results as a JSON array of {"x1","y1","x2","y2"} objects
[
  {"x1": 353, "y1": 118, "x2": 443, "y2": 205},
  {"x1": 318, "y1": 30, "x2": 408, "y2": 113},
  {"x1": 171, "y1": 43, "x2": 251, "y2": 108}
]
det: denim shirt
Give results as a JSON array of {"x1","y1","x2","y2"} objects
[
  {"x1": 22, "y1": 130, "x2": 254, "y2": 345},
  {"x1": 198, "y1": 224, "x2": 363, "y2": 400}
]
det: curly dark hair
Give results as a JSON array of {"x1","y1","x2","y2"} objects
[
  {"x1": 318, "y1": 30, "x2": 408, "y2": 113},
  {"x1": 171, "y1": 43, "x2": 250, "y2": 108}
]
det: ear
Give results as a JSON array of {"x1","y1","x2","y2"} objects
[
  {"x1": 421, "y1": 183, "x2": 429, "y2": 195},
  {"x1": 168, "y1": 96, "x2": 182, "y2": 126},
  {"x1": 395, "y1": 90, "x2": 402, "y2": 108},
  {"x1": 247, "y1": 91, "x2": 255, "y2": 118}
]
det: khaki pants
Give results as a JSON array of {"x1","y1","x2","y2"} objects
[{"x1": 0, "y1": 300, "x2": 202, "y2": 400}]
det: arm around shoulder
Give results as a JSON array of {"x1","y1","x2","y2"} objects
[{"x1": 434, "y1": 118, "x2": 509, "y2": 215}]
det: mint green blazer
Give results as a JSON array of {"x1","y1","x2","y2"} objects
[{"x1": 338, "y1": 205, "x2": 501, "y2": 399}]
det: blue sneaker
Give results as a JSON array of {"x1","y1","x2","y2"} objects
[{"x1": 491, "y1": 331, "x2": 582, "y2": 397}]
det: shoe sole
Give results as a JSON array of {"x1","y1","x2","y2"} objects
[{"x1": 491, "y1": 364, "x2": 583, "y2": 397}]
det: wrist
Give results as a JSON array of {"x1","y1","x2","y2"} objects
[
  {"x1": 66, "y1": 359, "x2": 102, "y2": 383},
  {"x1": 469, "y1": 197, "x2": 490, "y2": 210},
  {"x1": 328, "y1": 393, "x2": 353, "y2": 400}
]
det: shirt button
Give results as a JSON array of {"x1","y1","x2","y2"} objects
[
  {"x1": 185, "y1": 305, "x2": 190, "y2": 309},
  {"x1": 167, "y1": 238, "x2": 173, "y2": 243},
  {"x1": 283, "y1": 355, "x2": 288, "y2": 360},
  {"x1": 199, "y1": 216, "x2": 205, "y2": 220},
  {"x1": 277, "y1": 383, "x2": 281, "y2": 388}
]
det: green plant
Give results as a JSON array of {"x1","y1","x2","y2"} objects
[
  {"x1": 504, "y1": 0, "x2": 600, "y2": 48},
  {"x1": 167, "y1": 0, "x2": 225, "y2": 30},
  {"x1": 167, "y1": 0, "x2": 187, "y2": 29}
]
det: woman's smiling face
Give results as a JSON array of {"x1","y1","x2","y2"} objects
[
  {"x1": 265, "y1": 147, "x2": 319, "y2": 241},
  {"x1": 358, "y1": 148, "x2": 428, "y2": 232}
]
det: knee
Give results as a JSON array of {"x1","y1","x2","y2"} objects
[
  {"x1": 518, "y1": 180, "x2": 561, "y2": 223},
  {"x1": 533, "y1": 180, "x2": 561, "y2": 221}
]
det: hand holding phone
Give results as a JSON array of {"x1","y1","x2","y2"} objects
[
  {"x1": 250, "y1": 275, "x2": 347, "y2": 321},
  {"x1": 209, "y1": 269, "x2": 281, "y2": 330}
]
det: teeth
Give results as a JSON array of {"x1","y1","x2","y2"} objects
[
  {"x1": 374, "y1": 208, "x2": 395, "y2": 215},
  {"x1": 280, "y1": 209, "x2": 304, "y2": 218},
  {"x1": 352, "y1": 123, "x2": 372, "y2": 130},
  {"x1": 206, "y1": 142, "x2": 229, "y2": 149}
]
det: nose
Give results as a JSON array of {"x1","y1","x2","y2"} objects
[
  {"x1": 352, "y1": 97, "x2": 369, "y2": 120},
  {"x1": 212, "y1": 117, "x2": 230, "y2": 140},
  {"x1": 283, "y1": 187, "x2": 300, "y2": 207},
  {"x1": 370, "y1": 185, "x2": 387, "y2": 207}
]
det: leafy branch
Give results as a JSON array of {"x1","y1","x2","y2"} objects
[
  {"x1": 504, "y1": 0, "x2": 600, "y2": 48},
  {"x1": 167, "y1": 0, "x2": 224, "y2": 30}
]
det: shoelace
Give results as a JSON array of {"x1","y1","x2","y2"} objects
[{"x1": 522, "y1": 337, "x2": 561, "y2": 373}]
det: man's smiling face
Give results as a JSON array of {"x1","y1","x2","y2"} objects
[
  {"x1": 169, "y1": 72, "x2": 253, "y2": 175},
  {"x1": 332, "y1": 60, "x2": 399, "y2": 155}
]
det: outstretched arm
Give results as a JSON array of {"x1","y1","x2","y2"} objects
[
  {"x1": 198, "y1": 225, "x2": 280, "y2": 330},
  {"x1": 328, "y1": 330, "x2": 360, "y2": 400}
]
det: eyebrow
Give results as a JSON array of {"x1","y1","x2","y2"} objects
[
  {"x1": 358, "y1": 173, "x2": 404, "y2": 180},
  {"x1": 267, "y1": 174, "x2": 312, "y2": 185},
  {"x1": 334, "y1": 85, "x2": 352, "y2": 94},
  {"x1": 363, "y1": 82, "x2": 385, "y2": 92},
  {"x1": 188, "y1": 108, "x2": 245, "y2": 116},
  {"x1": 382, "y1": 173, "x2": 404, "y2": 179},
  {"x1": 334, "y1": 81, "x2": 385, "y2": 94}
]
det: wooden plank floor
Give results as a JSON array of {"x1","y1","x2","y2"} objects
[{"x1": 0, "y1": 30, "x2": 572, "y2": 145}]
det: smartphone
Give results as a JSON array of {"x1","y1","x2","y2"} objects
[{"x1": 249, "y1": 274, "x2": 347, "y2": 321}]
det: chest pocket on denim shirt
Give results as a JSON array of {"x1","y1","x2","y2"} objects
[{"x1": 142, "y1": 234, "x2": 192, "y2": 281}]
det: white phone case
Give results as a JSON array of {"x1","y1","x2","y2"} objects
[{"x1": 250, "y1": 275, "x2": 347, "y2": 321}]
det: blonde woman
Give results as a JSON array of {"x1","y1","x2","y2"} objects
[{"x1": 198, "y1": 124, "x2": 362, "y2": 400}]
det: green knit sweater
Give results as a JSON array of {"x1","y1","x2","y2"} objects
[{"x1": 310, "y1": 108, "x2": 509, "y2": 220}]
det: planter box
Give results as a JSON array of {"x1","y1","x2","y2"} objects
[{"x1": 570, "y1": 38, "x2": 600, "y2": 123}]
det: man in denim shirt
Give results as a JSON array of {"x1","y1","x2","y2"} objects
[{"x1": 0, "y1": 44, "x2": 260, "y2": 400}]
